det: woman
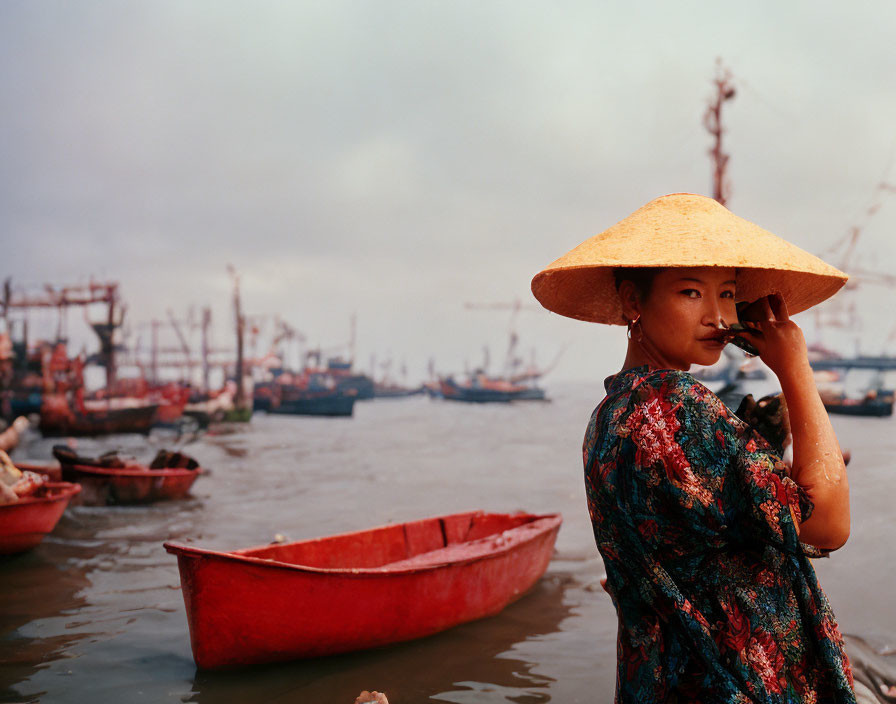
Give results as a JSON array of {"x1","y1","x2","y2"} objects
[{"x1": 531, "y1": 194, "x2": 856, "y2": 703}]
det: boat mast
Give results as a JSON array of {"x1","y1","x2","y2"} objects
[
  {"x1": 704, "y1": 60, "x2": 736, "y2": 205},
  {"x1": 349, "y1": 313, "x2": 356, "y2": 366},
  {"x1": 464, "y1": 298, "x2": 543, "y2": 378},
  {"x1": 201, "y1": 307, "x2": 211, "y2": 391},
  {"x1": 150, "y1": 319, "x2": 160, "y2": 384},
  {"x1": 2, "y1": 280, "x2": 121, "y2": 388},
  {"x1": 228, "y1": 266, "x2": 245, "y2": 407}
]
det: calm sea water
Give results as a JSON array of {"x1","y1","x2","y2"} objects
[{"x1": 2, "y1": 381, "x2": 895, "y2": 703}]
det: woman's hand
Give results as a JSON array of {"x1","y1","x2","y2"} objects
[{"x1": 737, "y1": 294, "x2": 809, "y2": 379}]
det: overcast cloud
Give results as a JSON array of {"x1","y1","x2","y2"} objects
[{"x1": 2, "y1": 1, "x2": 895, "y2": 382}]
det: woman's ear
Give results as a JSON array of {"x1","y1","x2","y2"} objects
[{"x1": 618, "y1": 280, "x2": 641, "y2": 322}]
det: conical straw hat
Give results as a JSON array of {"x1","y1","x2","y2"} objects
[{"x1": 531, "y1": 193, "x2": 848, "y2": 325}]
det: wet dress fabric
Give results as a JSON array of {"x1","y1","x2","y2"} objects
[{"x1": 584, "y1": 367, "x2": 855, "y2": 703}]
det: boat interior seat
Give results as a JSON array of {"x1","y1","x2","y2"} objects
[
  {"x1": 240, "y1": 513, "x2": 541, "y2": 570},
  {"x1": 384, "y1": 514, "x2": 546, "y2": 570}
]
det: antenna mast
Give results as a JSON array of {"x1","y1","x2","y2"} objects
[{"x1": 704, "y1": 60, "x2": 736, "y2": 205}]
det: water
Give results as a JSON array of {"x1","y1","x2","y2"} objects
[{"x1": 2, "y1": 383, "x2": 895, "y2": 703}]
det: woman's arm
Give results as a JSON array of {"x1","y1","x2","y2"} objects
[{"x1": 743, "y1": 295, "x2": 850, "y2": 550}]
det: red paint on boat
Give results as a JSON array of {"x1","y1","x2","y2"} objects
[
  {"x1": 61, "y1": 464, "x2": 202, "y2": 504},
  {"x1": 0, "y1": 481, "x2": 81, "y2": 554},
  {"x1": 39, "y1": 393, "x2": 160, "y2": 436},
  {"x1": 164, "y1": 510, "x2": 562, "y2": 668}
]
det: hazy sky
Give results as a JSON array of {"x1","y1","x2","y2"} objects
[{"x1": 2, "y1": 1, "x2": 895, "y2": 382}]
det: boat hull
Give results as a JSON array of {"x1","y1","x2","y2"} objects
[
  {"x1": 0, "y1": 482, "x2": 81, "y2": 554},
  {"x1": 61, "y1": 464, "x2": 202, "y2": 504},
  {"x1": 823, "y1": 401, "x2": 894, "y2": 417},
  {"x1": 165, "y1": 511, "x2": 561, "y2": 668},
  {"x1": 39, "y1": 401, "x2": 160, "y2": 437},
  {"x1": 440, "y1": 385, "x2": 516, "y2": 403},
  {"x1": 268, "y1": 395, "x2": 355, "y2": 417},
  {"x1": 513, "y1": 387, "x2": 548, "y2": 401},
  {"x1": 438, "y1": 379, "x2": 545, "y2": 403}
]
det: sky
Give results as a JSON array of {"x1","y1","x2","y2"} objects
[{"x1": 2, "y1": 1, "x2": 895, "y2": 383}]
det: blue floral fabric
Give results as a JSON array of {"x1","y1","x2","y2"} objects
[{"x1": 584, "y1": 366, "x2": 855, "y2": 703}]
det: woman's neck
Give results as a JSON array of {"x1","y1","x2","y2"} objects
[{"x1": 622, "y1": 338, "x2": 690, "y2": 372}]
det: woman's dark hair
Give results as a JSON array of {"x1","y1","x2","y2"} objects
[{"x1": 613, "y1": 267, "x2": 659, "y2": 301}]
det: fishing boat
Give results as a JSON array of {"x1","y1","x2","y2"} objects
[
  {"x1": 39, "y1": 393, "x2": 159, "y2": 437},
  {"x1": 91, "y1": 378, "x2": 189, "y2": 426},
  {"x1": 439, "y1": 375, "x2": 533, "y2": 403},
  {"x1": 257, "y1": 371, "x2": 357, "y2": 417},
  {"x1": 810, "y1": 356, "x2": 896, "y2": 418},
  {"x1": 269, "y1": 390, "x2": 356, "y2": 416},
  {"x1": 55, "y1": 463, "x2": 201, "y2": 504},
  {"x1": 164, "y1": 510, "x2": 562, "y2": 668},
  {"x1": 48, "y1": 448, "x2": 204, "y2": 505},
  {"x1": 251, "y1": 381, "x2": 276, "y2": 412},
  {"x1": 512, "y1": 386, "x2": 548, "y2": 401},
  {"x1": 325, "y1": 357, "x2": 375, "y2": 400},
  {"x1": 818, "y1": 389, "x2": 894, "y2": 417},
  {"x1": 0, "y1": 481, "x2": 81, "y2": 554}
]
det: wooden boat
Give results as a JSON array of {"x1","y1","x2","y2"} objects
[
  {"x1": 57, "y1": 463, "x2": 202, "y2": 504},
  {"x1": 321, "y1": 357, "x2": 375, "y2": 400},
  {"x1": 164, "y1": 510, "x2": 562, "y2": 668},
  {"x1": 439, "y1": 377, "x2": 524, "y2": 403},
  {"x1": 818, "y1": 386, "x2": 895, "y2": 418},
  {"x1": 92, "y1": 378, "x2": 189, "y2": 425},
  {"x1": 16, "y1": 449, "x2": 204, "y2": 504},
  {"x1": 822, "y1": 395, "x2": 894, "y2": 417},
  {"x1": 268, "y1": 389, "x2": 356, "y2": 417},
  {"x1": 811, "y1": 356, "x2": 896, "y2": 417},
  {"x1": 252, "y1": 381, "x2": 276, "y2": 412},
  {"x1": 45, "y1": 446, "x2": 203, "y2": 505},
  {"x1": 151, "y1": 390, "x2": 189, "y2": 425},
  {"x1": 513, "y1": 386, "x2": 548, "y2": 401},
  {"x1": 39, "y1": 394, "x2": 159, "y2": 437},
  {"x1": 0, "y1": 481, "x2": 81, "y2": 554}
]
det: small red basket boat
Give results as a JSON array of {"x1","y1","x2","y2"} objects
[
  {"x1": 164, "y1": 510, "x2": 562, "y2": 668},
  {"x1": 60, "y1": 463, "x2": 202, "y2": 504},
  {"x1": 0, "y1": 481, "x2": 81, "y2": 554}
]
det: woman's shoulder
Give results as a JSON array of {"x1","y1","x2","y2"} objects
[
  {"x1": 601, "y1": 367, "x2": 735, "y2": 430},
  {"x1": 610, "y1": 366, "x2": 716, "y2": 402},
  {"x1": 587, "y1": 367, "x2": 741, "y2": 457},
  {"x1": 593, "y1": 366, "x2": 737, "y2": 428}
]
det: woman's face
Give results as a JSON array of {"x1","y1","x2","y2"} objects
[{"x1": 635, "y1": 266, "x2": 738, "y2": 370}]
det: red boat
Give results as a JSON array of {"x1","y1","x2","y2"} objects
[
  {"x1": 39, "y1": 394, "x2": 160, "y2": 437},
  {"x1": 92, "y1": 378, "x2": 190, "y2": 425},
  {"x1": 164, "y1": 510, "x2": 562, "y2": 668},
  {"x1": 59, "y1": 463, "x2": 202, "y2": 504},
  {"x1": 0, "y1": 481, "x2": 81, "y2": 554}
]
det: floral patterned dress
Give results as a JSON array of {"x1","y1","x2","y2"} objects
[{"x1": 584, "y1": 366, "x2": 855, "y2": 703}]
